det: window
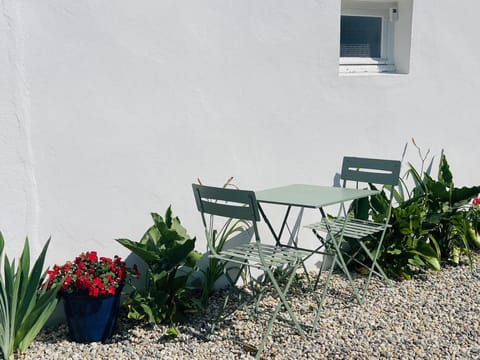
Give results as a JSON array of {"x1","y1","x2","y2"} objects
[
  {"x1": 339, "y1": 0, "x2": 413, "y2": 75},
  {"x1": 341, "y1": 16, "x2": 383, "y2": 58}
]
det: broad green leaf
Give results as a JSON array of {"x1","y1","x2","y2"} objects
[
  {"x1": 185, "y1": 250, "x2": 202, "y2": 268},
  {"x1": 166, "y1": 326, "x2": 180, "y2": 337},
  {"x1": 438, "y1": 150, "x2": 453, "y2": 187},
  {"x1": 353, "y1": 197, "x2": 370, "y2": 220},
  {"x1": 386, "y1": 248, "x2": 402, "y2": 255},
  {"x1": 427, "y1": 234, "x2": 441, "y2": 258},
  {"x1": 408, "y1": 256, "x2": 425, "y2": 267},
  {"x1": 15, "y1": 289, "x2": 59, "y2": 352},
  {"x1": 409, "y1": 239, "x2": 441, "y2": 271},
  {"x1": 164, "y1": 207, "x2": 173, "y2": 229},
  {"x1": 16, "y1": 239, "x2": 51, "y2": 332},
  {"x1": 0, "y1": 233, "x2": 4, "y2": 257},
  {"x1": 451, "y1": 186, "x2": 480, "y2": 205},
  {"x1": 115, "y1": 238, "x2": 161, "y2": 263},
  {"x1": 406, "y1": 165, "x2": 426, "y2": 195}
]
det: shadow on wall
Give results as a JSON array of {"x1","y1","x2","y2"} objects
[{"x1": 193, "y1": 227, "x2": 254, "y2": 289}]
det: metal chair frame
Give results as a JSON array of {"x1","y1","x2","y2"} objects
[
  {"x1": 192, "y1": 184, "x2": 308, "y2": 359},
  {"x1": 307, "y1": 156, "x2": 401, "y2": 305}
]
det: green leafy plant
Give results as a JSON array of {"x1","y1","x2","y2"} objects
[
  {"x1": 116, "y1": 207, "x2": 201, "y2": 328},
  {"x1": 391, "y1": 151, "x2": 478, "y2": 275},
  {"x1": 346, "y1": 141, "x2": 480, "y2": 280},
  {"x1": 0, "y1": 233, "x2": 60, "y2": 360},
  {"x1": 193, "y1": 177, "x2": 248, "y2": 307}
]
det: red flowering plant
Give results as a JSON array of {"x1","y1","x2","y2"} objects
[
  {"x1": 45, "y1": 251, "x2": 140, "y2": 298},
  {"x1": 473, "y1": 197, "x2": 480, "y2": 207},
  {"x1": 466, "y1": 197, "x2": 480, "y2": 249}
]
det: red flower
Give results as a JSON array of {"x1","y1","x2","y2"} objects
[
  {"x1": 89, "y1": 287, "x2": 99, "y2": 297},
  {"x1": 62, "y1": 276, "x2": 73, "y2": 291},
  {"x1": 45, "y1": 251, "x2": 136, "y2": 298},
  {"x1": 473, "y1": 197, "x2": 480, "y2": 206},
  {"x1": 85, "y1": 251, "x2": 98, "y2": 263}
]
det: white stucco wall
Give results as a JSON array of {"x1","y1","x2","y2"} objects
[{"x1": 1, "y1": 0, "x2": 479, "y2": 266}]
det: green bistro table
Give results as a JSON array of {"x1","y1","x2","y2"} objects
[{"x1": 255, "y1": 184, "x2": 379, "y2": 306}]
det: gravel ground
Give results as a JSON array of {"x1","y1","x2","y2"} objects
[{"x1": 17, "y1": 259, "x2": 480, "y2": 360}]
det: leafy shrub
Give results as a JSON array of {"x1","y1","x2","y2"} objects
[
  {"x1": 346, "y1": 143, "x2": 480, "y2": 280},
  {"x1": 116, "y1": 207, "x2": 201, "y2": 326},
  {"x1": 0, "y1": 233, "x2": 59, "y2": 359}
]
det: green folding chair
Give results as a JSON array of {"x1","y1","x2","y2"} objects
[
  {"x1": 192, "y1": 184, "x2": 308, "y2": 359},
  {"x1": 306, "y1": 156, "x2": 401, "y2": 305}
]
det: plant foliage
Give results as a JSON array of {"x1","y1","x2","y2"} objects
[
  {"x1": 466, "y1": 197, "x2": 480, "y2": 249},
  {"x1": 346, "y1": 142, "x2": 480, "y2": 280},
  {"x1": 0, "y1": 233, "x2": 59, "y2": 360},
  {"x1": 116, "y1": 207, "x2": 201, "y2": 325}
]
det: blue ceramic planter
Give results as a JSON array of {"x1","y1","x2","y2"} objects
[{"x1": 63, "y1": 292, "x2": 122, "y2": 343}]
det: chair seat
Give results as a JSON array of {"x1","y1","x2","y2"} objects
[
  {"x1": 212, "y1": 243, "x2": 309, "y2": 269},
  {"x1": 305, "y1": 217, "x2": 389, "y2": 240}
]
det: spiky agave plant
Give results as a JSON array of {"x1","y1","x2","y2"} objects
[{"x1": 0, "y1": 233, "x2": 59, "y2": 360}]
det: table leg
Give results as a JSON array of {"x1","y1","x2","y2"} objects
[
  {"x1": 258, "y1": 203, "x2": 292, "y2": 246},
  {"x1": 257, "y1": 204, "x2": 310, "y2": 278}
]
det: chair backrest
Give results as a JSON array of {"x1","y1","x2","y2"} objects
[
  {"x1": 341, "y1": 156, "x2": 401, "y2": 187},
  {"x1": 192, "y1": 184, "x2": 260, "y2": 224},
  {"x1": 192, "y1": 184, "x2": 260, "y2": 251}
]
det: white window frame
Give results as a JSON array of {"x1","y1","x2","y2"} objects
[{"x1": 340, "y1": 2, "x2": 397, "y2": 74}]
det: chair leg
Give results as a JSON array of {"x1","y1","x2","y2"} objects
[
  {"x1": 311, "y1": 252, "x2": 336, "y2": 334},
  {"x1": 311, "y1": 229, "x2": 331, "y2": 291},
  {"x1": 329, "y1": 233, "x2": 363, "y2": 304},
  {"x1": 208, "y1": 263, "x2": 247, "y2": 335},
  {"x1": 313, "y1": 255, "x2": 326, "y2": 291},
  {"x1": 358, "y1": 241, "x2": 389, "y2": 280},
  {"x1": 254, "y1": 262, "x2": 305, "y2": 359},
  {"x1": 358, "y1": 240, "x2": 392, "y2": 302},
  {"x1": 209, "y1": 294, "x2": 231, "y2": 335}
]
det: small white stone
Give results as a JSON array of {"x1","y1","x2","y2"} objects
[{"x1": 15, "y1": 258, "x2": 480, "y2": 359}]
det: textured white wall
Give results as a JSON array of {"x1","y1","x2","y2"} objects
[
  {"x1": 0, "y1": 0, "x2": 39, "y2": 256},
  {"x1": 1, "y1": 0, "x2": 479, "y2": 265}
]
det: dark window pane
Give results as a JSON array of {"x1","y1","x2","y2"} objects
[{"x1": 340, "y1": 15, "x2": 382, "y2": 57}]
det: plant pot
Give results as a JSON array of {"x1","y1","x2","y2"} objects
[{"x1": 63, "y1": 291, "x2": 122, "y2": 343}]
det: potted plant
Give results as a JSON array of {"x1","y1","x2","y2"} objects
[{"x1": 45, "y1": 251, "x2": 139, "y2": 343}]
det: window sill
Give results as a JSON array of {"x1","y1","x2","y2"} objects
[{"x1": 339, "y1": 64, "x2": 396, "y2": 74}]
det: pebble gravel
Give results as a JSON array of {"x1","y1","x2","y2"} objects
[{"x1": 18, "y1": 259, "x2": 480, "y2": 359}]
